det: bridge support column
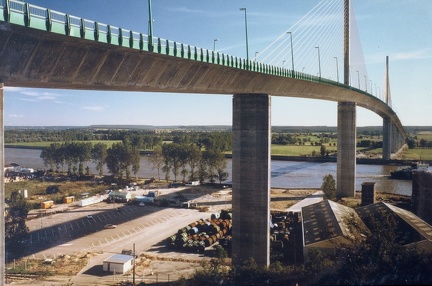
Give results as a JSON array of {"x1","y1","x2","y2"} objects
[
  {"x1": 337, "y1": 101, "x2": 356, "y2": 197},
  {"x1": 382, "y1": 117, "x2": 392, "y2": 160},
  {"x1": 232, "y1": 93, "x2": 271, "y2": 267},
  {"x1": 391, "y1": 123, "x2": 400, "y2": 153},
  {"x1": 0, "y1": 83, "x2": 5, "y2": 286}
]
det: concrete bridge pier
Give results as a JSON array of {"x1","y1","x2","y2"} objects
[
  {"x1": 337, "y1": 101, "x2": 356, "y2": 197},
  {"x1": 382, "y1": 116, "x2": 392, "y2": 160},
  {"x1": 391, "y1": 123, "x2": 405, "y2": 153},
  {"x1": 232, "y1": 93, "x2": 271, "y2": 267},
  {"x1": 0, "y1": 82, "x2": 5, "y2": 286}
]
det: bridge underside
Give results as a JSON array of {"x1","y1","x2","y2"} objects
[{"x1": 0, "y1": 22, "x2": 406, "y2": 128}]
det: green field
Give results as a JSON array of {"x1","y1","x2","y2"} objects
[
  {"x1": 403, "y1": 148, "x2": 432, "y2": 161},
  {"x1": 415, "y1": 131, "x2": 432, "y2": 141},
  {"x1": 271, "y1": 144, "x2": 336, "y2": 156}
]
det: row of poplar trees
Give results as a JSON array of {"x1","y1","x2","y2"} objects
[{"x1": 39, "y1": 132, "x2": 231, "y2": 183}]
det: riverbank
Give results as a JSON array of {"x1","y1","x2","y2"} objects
[{"x1": 6, "y1": 144, "x2": 430, "y2": 166}]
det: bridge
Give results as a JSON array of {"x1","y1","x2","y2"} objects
[{"x1": 0, "y1": 0, "x2": 407, "y2": 275}]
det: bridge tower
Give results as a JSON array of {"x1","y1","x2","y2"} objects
[{"x1": 337, "y1": 0, "x2": 356, "y2": 197}]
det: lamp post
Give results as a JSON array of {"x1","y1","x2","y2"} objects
[
  {"x1": 364, "y1": 76, "x2": 367, "y2": 92},
  {"x1": 213, "y1": 39, "x2": 218, "y2": 51},
  {"x1": 255, "y1": 51, "x2": 259, "y2": 61},
  {"x1": 356, "y1": 70, "x2": 360, "y2": 88},
  {"x1": 282, "y1": 60, "x2": 286, "y2": 67},
  {"x1": 315, "y1": 47, "x2": 321, "y2": 78},
  {"x1": 287, "y1": 32, "x2": 294, "y2": 76},
  {"x1": 148, "y1": 0, "x2": 154, "y2": 51},
  {"x1": 334, "y1": 57, "x2": 339, "y2": 83},
  {"x1": 239, "y1": 8, "x2": 249, "y2": 63}
]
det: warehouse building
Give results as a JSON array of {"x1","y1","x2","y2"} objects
[
  {"x1": 103, "y1": 254, "x2": 133, "y2": 274},
  {"x1": 301, "y1": 200, "x2": 369, "y2": 260},
  {"x1": 108, "y1": 190, "x2": 132, "y2": 203},
  {"x1": 356, "y1": 202, "x2": 432, "y2": 254}
]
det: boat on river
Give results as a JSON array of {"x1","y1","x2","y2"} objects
[{"x1": 390, "y1": 162, "x2": 429, "y2": 180}]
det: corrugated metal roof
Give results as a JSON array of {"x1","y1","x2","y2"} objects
[
  {"x1": 302, "y1": 200, "x2": 368, "y2": 246},
  {"x1": 356, "y1": 202, "x2": 432, "y2": 245}
]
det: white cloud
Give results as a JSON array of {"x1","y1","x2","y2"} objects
[
  {"x1": 366, "y1": 49, "x2": 432, "y2": 65},
  {"x1": 8, "y1": 114, "x2": 24, "y2": 118},
  {"x1": 82, "y1": 105, "x2": 105, "y2": 111},
  {"x1": 393, "y1": 49, "x2": 432, "y2": 61},
  {"x1": 4, "y1": 87, "x2": 26, "y2": 92},
  {"x1": 19, "y1": 97, "x2": 38, "y2": 102},
  {"x1": 21, "y1": 91, "x2": 60, "y2": 100}
]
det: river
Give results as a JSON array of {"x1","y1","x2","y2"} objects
[{"x1": 4, "y1": 148, "x2": 412, "y2": 196}]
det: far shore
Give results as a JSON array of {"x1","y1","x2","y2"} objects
[{"x1": 6, "y1": 144, "x2": 431, "y2": 166}]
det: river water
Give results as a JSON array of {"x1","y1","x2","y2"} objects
[{"x1": 4, "y1": 148, "x2": 412, "y2": 196}]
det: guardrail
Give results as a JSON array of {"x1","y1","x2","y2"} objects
[{"x1": 0, "y1": 0, "x2": 379, "y2": 102}]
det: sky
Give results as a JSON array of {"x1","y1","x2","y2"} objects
[{"x1": 3, "y1": 0, "x2": 432, "y2": 127}]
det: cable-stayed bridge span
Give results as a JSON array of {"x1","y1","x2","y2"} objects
[{"x1": 0, "y1": 0, "x2": 407, "y2": 273}]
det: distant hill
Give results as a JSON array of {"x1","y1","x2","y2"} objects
[{"x1": 4, "y1": 125, "x2": 432, "y2": 133}]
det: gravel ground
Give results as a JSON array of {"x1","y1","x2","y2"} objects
[{"x1": 6, "y1": 186, "x2": 318, "y2": 286}]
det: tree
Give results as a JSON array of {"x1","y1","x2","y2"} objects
[
  {"x1": 40, "y1": 143, "x2": 61, "y2": 171},
  {"x1": 162, "y1": 143, "x2": 174, "y2": 182},
  {"x1": 106, "y1": 142, "x2": 127, "y2": 178},
  {"x1": 179, "y1": 143, "x2": 190, "y2": 182},
  {"x1": 406, "y1": 138, "x2": 416, "y2": 149},
  {"x1": 5, "y1": 191, "x2": 29, "y2": 258},
  {"x1": 130, "y1": 146, "x2": 141, "y2": 180},
  {"x1": 321, "y1": 174, "x2": 336, "y2": 200},
  {"x1": 77, "y1": 142, "x2": 92, "y2": 176},
  {"x1": 92, "y1": 143, "x2": 107, "y2": 177},
  {"x1": 187, "y1": 144, "x2": 202, "y2": 181},
  {"x1": 149, "y1": 145, "x2": 164, "y2": 181},
  {"x1": 320, "y1": 145, "x2": 327, "y2": 157}
]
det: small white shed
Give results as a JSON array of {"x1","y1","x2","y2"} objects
[{"x1": 103, "y1": 254, "x2": 133, "y2": 274}]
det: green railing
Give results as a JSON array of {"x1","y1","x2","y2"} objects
[{"x1": 0, "y1": 0, "x2": 380, "y2": 103}]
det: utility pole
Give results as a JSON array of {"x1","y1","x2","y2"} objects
[{"x1": 133, "y1": 243, "x2": 136, "y2": 284}]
